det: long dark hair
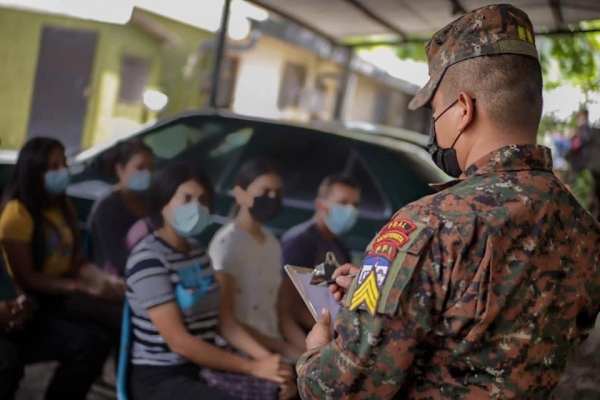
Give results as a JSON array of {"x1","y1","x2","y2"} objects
[
  {"x1": 148, "y1": 163, "x2": 214, "y2": 228},
  {"x1": 1, "y1": 137, "x2": 79, "y2": 271},
  {"x1": 105, "y1": 138, "x2": 153, "y2": 182},
  {"x1": 229, "y1": 158, "x2": 280, "y2": 219}
]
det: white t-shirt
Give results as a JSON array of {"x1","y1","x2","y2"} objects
[{"x1": 209, "y1": 222, "x2": 282, "y2": 338}]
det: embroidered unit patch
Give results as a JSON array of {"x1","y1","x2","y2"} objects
[
  {"x1": 368, "y1": 219, "x2": 418, "y2": 258},
  {"x1": 350, "y1": 256, "x2": 390, "y2": 315}
]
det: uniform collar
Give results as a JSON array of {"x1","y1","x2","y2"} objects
[{"x1": 430, "y1": 144, "x2": 553, "y2": 191}]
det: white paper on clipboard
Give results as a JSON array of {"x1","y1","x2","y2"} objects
[{"x1": 284, "y1": 265, "x2": 340, "y2": 323}]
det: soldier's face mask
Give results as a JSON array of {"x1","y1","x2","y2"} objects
[{"x1": 428, "y1": 98, "x2": 474, "y2": 178}]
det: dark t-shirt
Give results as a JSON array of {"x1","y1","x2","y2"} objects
[
  {"x1": 88, "y1": 191, "x2": 142, "y2": 277},
  {"x1": 280, "y1": 220, "x2": 351, "y2": 275}
]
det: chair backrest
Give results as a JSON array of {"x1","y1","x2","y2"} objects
[{"x1": 117, "y1": 301, "x2": 132, "y2": 400}]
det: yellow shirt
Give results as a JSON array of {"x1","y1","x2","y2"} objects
[{"x1": 0, "y1": 200, "x2": 76, "y2": 277}]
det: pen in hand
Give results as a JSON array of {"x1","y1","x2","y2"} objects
[{"x1": 317, "y1": 272, "x2": 358, "y2": 287}]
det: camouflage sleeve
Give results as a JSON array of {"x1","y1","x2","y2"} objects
[{"x1": 296, "y1": 215, "x2": 445, "y2": 399}]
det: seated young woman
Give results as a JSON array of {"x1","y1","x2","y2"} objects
[
  {"x1": 0, "y1": 137, "x2": 123, "y2": 400},
  {"x1": 125, "y1": 162, "x2": 294, "y2": 400}
]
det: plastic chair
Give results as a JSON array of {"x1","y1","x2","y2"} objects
[{"x1": 117, "y1": 301, "x2": 132, "y2": 400}]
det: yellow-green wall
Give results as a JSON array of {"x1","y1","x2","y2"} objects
[
  {"x1": 136, "y1": 9, "x2": 214, "y2": 115},
  {"x1": 0, "y1": 7, "x2": 163, "y2": 150},
  {"x1": 86, "y1": 23, "x2": 162, "y2": 147}
]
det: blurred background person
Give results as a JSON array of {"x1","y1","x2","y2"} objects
[
  {"x1": 0, "y1": 137, "x2": 122, "y2": 400},
  {"x1": 209, "y1": 159, "x2": 303, "y2": 366},
  {"x1": 277, "y1": 174, "x2": 360, "y2": 348},
  {"x1": 88, "y1": 138, "x2": 155, "y2": 278}
]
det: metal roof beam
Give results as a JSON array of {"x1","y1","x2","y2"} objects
[
  {"x1": 549, "y1": 0, "x2": 565, "y2": 30},
  {"x1": 246, "y1": 0, "x2": 338, "y2": 45},
  {"x1": 541, "y1": 27, "x2": 600, "y2": 36},
  {"x1": 209, "y1": 0, "x2": 232, "y2": 109},
  {"x1": 344, "y1": 0, "x2": 407, "y2": 41},
  {"x1": 347, "y1": 26, "x2": 600, "y2": 48}
]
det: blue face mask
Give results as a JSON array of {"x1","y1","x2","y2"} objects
[
  {"x1": 127, "y1": 170, "x2": 151, "y2": 192},
  {"x1": 44, "y1": 168, "x2": 70, "y2": 195},
  {"x1": 324, "y1": 203, "x2": 359, "y2": 236},
  {"x1": 171, "y1": 202, "x2": 211, "y2": 237}
]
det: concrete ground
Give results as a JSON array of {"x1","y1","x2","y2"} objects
[{"x1": 16, "y1": 358, "x2": 116, "y2": 400}]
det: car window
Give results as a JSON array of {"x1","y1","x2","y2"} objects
[
  {"x1": 393, "y1": 148, "x2": 448, "y2": 189},
  {"x1": 141, "y1": 118, "x2": 253, "y2": 185},
  {"x1": 227, "y1": 126, "x2": 352, "y2": 208},
  {"x1": 143, "y1": 121, "x2": 224, "y2": 159},
  {"x1": 349, "y1": 155, "x2": 389, "y2": 219}
]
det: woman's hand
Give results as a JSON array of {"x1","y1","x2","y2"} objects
[
  {"x1": 79, "y1": 269, "x2": 125, "y2": 302},
  {"x1": 0, "y1": 295, "x2": 35, "y2": 333},
  {"x1": 249, "y1": 354, "x2": 295, "y2": 384}
]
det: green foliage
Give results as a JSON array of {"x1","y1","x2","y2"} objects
[
  {"x1": 538, "y1": 21, "x2": 600, "y2": 99},
  {"x1": 343, "y1": 36, "x2": 428, "y2": 62},
  {"x1": 571, "y1": 170, "x2": 594, "y2": 210},
  {"x1": 347, "y1": 21, "x2": 600, "y2": 100},
  {"x1": 395, "y1": 43, "x2": 427, "y2": 62}
]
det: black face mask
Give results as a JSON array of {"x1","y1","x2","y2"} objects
[
  {"x1": 249, "y1": 194, "x2": 282, "y2": 222},
  {"x1": 428, "y1": 99, "x2": 472, "y2": 178}
]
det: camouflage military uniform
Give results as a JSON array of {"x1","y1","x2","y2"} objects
[
  {"x1": 297, "y1": 144, "x2": 600, "y2": 399},
  {"x1": 296, "y1": 4, "x2": 600, "y2": 399}
]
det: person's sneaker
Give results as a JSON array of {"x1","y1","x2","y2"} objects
[{"x1": 91, "y1": 378, "x2": 117, "y2": 399}]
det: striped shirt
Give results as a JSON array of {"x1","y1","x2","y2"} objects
[{"x1": 126, "y1": 234, "x2": 220, "y2": 366}]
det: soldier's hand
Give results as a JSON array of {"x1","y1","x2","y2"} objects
[
  {"x1": 329, "y1": 263, "x2": 360, "y2": 301},
  {"x1": 305, "y1": 308, "x2": 332, "y2": 350}
]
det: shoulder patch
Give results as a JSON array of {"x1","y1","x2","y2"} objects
[
  {"x1": 347, "y1": 219, "x2": 432, "y2": 315},
  {"x1": 367, "y1": 219, "x2": 419, "y2": 259},
  {"x1": 349, "y1": 255, "x2": 390, "y2": 314}
]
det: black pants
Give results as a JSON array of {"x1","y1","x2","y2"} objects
[
  {"x1": 0, "y1": 305, "x2": 112, "y2": 400},
  {"x1": 65, "y1": 293, "x2": 123, "y2": 360},
  {"x1": 130, "y1": 364, "x2": 236, "y2": 400}
]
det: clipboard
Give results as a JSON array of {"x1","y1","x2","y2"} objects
[{"x1": 284, "y1": 264, "x2": 340, "y2": 323}]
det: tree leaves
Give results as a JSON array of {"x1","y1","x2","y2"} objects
[{"x1": 538, "y1": 21, "x2": 600, "y2": 99}]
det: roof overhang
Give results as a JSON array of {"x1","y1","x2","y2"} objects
[{"x1": 247, "y1": 0, "x2": 600, "y2": 46}]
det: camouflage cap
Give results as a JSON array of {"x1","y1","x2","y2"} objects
[{"x1": 408, "y1": 3, "x2": 539, "y2": 110}]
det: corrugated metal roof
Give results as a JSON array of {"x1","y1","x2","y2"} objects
[{"x1": 248, "y1": 0, "x2": 600, "y2": 44}]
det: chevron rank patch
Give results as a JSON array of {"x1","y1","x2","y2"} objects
[{"x1": 350, "y1": 255, "x2": 390, "y2": 315}]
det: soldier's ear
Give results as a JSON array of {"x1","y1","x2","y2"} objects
[{"x1": 457, "y1": 92, "x2": 476, "y2": 133}]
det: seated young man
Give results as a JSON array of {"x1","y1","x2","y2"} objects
[{"x1": 277, "y1": 174, "x2": 360, "y2": 348}]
